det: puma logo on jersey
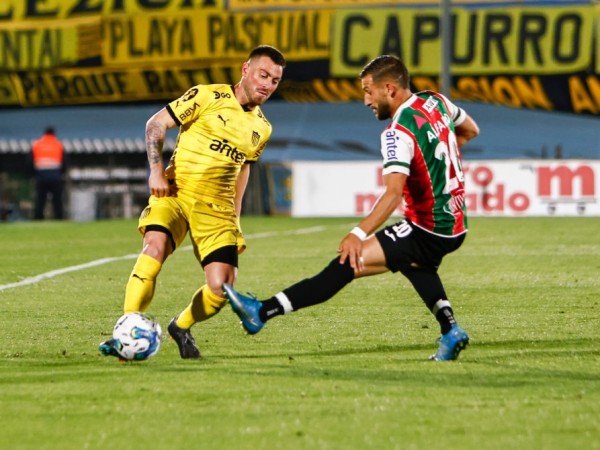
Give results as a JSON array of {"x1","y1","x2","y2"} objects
[{"x1": 218, "y1": 115, "x2": 229, "y2": 126}]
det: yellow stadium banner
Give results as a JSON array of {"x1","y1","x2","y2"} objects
[
  {"x1": 228, "y1": 0, "x2": 534, "y2": 11},
  {"x1": 0, "y1": 0, "x2": 223, "y2": 21},
  {"x1": 102, "y1": 9, "x2": 331, "y2": 66},
  {"x1": 229, "y1": 0, "x2": 400, "y2": 10},
  {"x1": 0, "y1": 16, "x2": 101, "y2": 71},
  {"x1": 5, "y1": 62, "x2": 251, "y2": 107},
  {"x1": 596, "y1": 4, "x2": 600, "y2": 74},
  {"x1": 277, "y1": 74, "x2": 600, "y2": 115},
  {"x1": 0, "y1": 74, "x2": 19, "y2": 105},
  {"x1": 2, "y1": 64, "x2": 598, "y2": 115},
  {"x1": 331, "y1": 6, "x2": 594, "y2": 76}
]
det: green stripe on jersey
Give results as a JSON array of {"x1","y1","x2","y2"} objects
[{"x1": 384, "y1": 161, "x2": 410, "y2": 170}]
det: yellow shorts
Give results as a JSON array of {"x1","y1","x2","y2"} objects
[{"x1": 138, "y1": 193, "x2": 246, "y2": 264}]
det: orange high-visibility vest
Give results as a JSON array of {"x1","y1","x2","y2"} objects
[{"x1": 32, "y1": 133, "x2": 64, "y2": 170}]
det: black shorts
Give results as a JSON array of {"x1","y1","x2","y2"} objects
[
  {"x1": 375, "y1": 219, "x2": 466, "y2": 273},
  {"x1": 201, "y1": 245, "x2": 239, "y2": 268}
]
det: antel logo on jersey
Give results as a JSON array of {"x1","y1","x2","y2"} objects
[
  {"x1": 384, "y1": 129, "x2": 400, "y2": 160},
  {"x1": 209, "y1": 138, "x2": 246, "y2": 163}
]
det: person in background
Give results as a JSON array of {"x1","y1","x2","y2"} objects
[
  {"x1": 224, "y1": 54, "x2": 480, "y2": 361},
  {"x1": 32, "y1": 127, "x2": 65, "y2": 220},
  {"x1": 99, "y1": 45, "x2": 286, "y2": 360}
]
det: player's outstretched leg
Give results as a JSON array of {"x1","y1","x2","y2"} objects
[
  {"x1": 429, "y1": 324, "x2": 470, "y2": 361},
  {"x1": 223, "y1": 283, "x2": 264, "y2": 335},
  {"x1": 167, "y1": 317, "x2": 201, "y2": 359}
]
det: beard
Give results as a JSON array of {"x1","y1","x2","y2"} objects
[{"x1": 375, "y1": 101, "x2": 392, "y2": 120}]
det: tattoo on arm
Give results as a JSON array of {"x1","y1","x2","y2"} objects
[{"x1": 146, "y1": 122, "x2": 165, "y2": 164}]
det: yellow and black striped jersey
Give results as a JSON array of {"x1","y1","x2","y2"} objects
[{"x1": 165, "y1": 84, "x2": 272, "y2": 208}]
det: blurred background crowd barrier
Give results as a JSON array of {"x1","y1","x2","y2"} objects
[{"x1": 0, "y1": 0, "x2": 598, "y2": 220}]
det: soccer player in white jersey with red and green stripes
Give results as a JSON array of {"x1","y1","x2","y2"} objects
[{"x1": 224, "y1": 55, "x2": 480, "y2": 361}]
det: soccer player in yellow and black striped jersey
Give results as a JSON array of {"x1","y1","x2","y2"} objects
[{"x1": 100, "y1": 45, "x2": 286, "y2": 359}]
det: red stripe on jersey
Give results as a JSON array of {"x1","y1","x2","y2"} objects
[
  {"x1": 389, "y1": 94, "x2": 467, "y2": 236},
  {"x1": 392, "y1": 119, "x2": 437, "y2": 232}
]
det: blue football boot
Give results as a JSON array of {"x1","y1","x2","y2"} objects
[
  {"x1": 429, "y1": 324, "x2": 470, "y2": 361},
  {"x1": 223, "y1": 283, "x2": 265, "y2": 335}
]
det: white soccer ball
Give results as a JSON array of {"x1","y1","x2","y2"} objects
[{"x1": 112, "y1": 312, "x2": 162, "y2": 361}]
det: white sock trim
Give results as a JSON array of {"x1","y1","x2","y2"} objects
[
  {"x1": 432, "y1": 299, "x2": 451, "y2": 315},
  {"x1": 275, "y1": 292, "x2": 294, "y2": 314}
]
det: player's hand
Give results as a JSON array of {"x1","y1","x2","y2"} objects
[
  {"x1": 338, "y1": 233, "x2": 365, "y2": 272},
  {"x1": 148, "y1": 170, "x2": 171, "y2": 197}
]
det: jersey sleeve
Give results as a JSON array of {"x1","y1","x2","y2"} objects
[
  {"x1": 437, "y1": 93, "x2": 467, "y2": 126},
  {"x1": 380, "y1": 125, "x2": 413, "y2": 176},
  {"x1": 166, "y1": 85, "x2": 212, "y2": 126}
]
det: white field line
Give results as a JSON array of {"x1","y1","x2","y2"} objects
[{"x1": 0, "y1": 224, "x2": 346, "y2": 292}]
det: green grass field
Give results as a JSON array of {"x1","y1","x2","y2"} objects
[{"x1": 0, "y1": 216, "x2": 598, "y2": 450}]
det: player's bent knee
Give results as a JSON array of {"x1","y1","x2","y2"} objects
[
  {"x1": 202, "y1": 276, "x2": 225, "y2": 296},
  {"x1": 204, "y1": 261, "x2": 237, "y2": 296},
  {"x1": 143, "y1": 228, "x2": 174, "y2": 259}
]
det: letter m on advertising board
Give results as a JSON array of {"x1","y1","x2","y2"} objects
[{"x1": 537, "y1": 165, "x2": 596, "y2": 201}]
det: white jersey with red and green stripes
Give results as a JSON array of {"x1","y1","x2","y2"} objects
[{"x1": 380, "y1": 90, "x2": 468, "y2": 237}]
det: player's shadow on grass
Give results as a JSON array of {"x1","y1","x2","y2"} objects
[
  {"x1": 207, "y1": 338, "x2": 599, "y2": 385},
  {"x1": 155, "y1": 337, "x2": 598, "y2": 384},
  {"x1": 215, "y1": 337, "x2": 597, "y2": 361}
]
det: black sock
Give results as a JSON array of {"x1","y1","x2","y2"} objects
[
  {"x1": 285, "y1": 257, "x2": 355, "y2": 310},
  {"x1": 436, "y1": 306, "x2": 456, "y2": 335},
  {"x1": 259, "y1": 298, "x2": 283, "y2": 322},
  {"x1": 258, "y1": 257, "x2": 355, "y2": 322}
]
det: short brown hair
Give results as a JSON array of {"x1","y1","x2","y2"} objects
[
  {"x1": 359, "y1": 55, "x2": 409, "y2": 89},
  {"x1": 249, "y1": 45, "x2": 286, "y2": 68}
]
